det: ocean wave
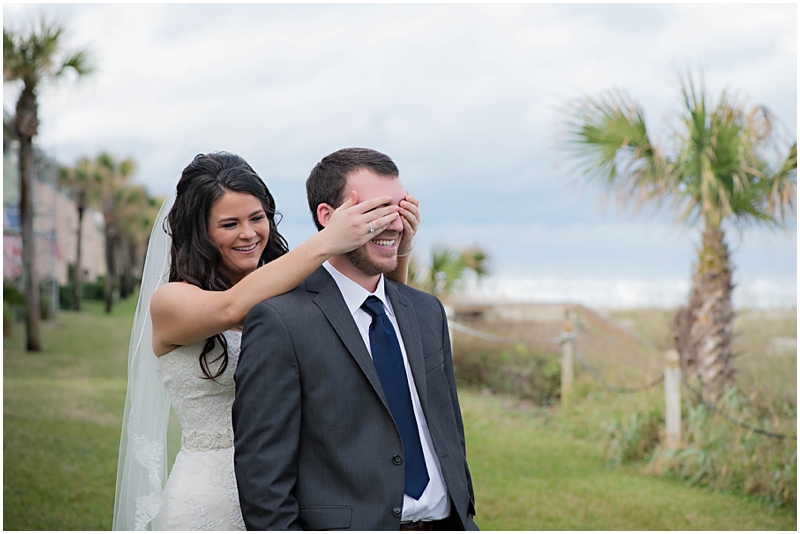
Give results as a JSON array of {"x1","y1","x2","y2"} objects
[{"x1": 461, "y1": 276, "x2": 797, "y2": 309}]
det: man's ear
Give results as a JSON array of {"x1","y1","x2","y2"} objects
[{"x1": 316, "y1": 203, "x2": 335, "y2": 228}]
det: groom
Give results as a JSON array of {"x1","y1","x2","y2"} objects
[{"x1": 233, "y1": 148, "x2": 478, "y2": 530}]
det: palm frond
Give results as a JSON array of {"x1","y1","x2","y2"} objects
[
  {"x1": 410, "y1": 245, "x2": 491, "y2": 298},
  {"x1": 764, "y1": 143, "x2": 797, "y2": 224},
  {"x1": 562, "y1": 71, "x2": 795, "y2": 235},
  {"x1": 57, "y1": 48, "x2": 95, "y2": 77},
  {"x1": 460, "y1": 246, "x2": 489, "y2": 279},
  {"x1": 3, "y1": 18, "x2": 94, "y2": 90},
  {"x1": 563, "y1": 88, "x2": 672, "y2": 212}
]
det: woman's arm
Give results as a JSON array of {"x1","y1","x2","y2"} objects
[
  {"x1": 151, "y1": 193, "x2": 399, "y2": 355},
  {"x1": 386, "y1": 193, "x2": 420, "y2": 286}
]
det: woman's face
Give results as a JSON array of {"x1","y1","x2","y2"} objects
[{"x1": 208, "y1": 191, "x2": 270, "y2": 284}]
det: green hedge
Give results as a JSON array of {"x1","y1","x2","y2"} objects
[{"x1": 59, "y1": 277, "x2": 106, "y2": 310}]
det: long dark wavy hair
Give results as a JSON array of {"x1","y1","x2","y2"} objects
[{"x1": 166, "y1": 152, "x2": 289, "y2": 379}]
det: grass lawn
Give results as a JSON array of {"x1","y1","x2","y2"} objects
[
  {"x1": 4, "y1": 299, "x2": 133, "y2": 530},
  {"x1": 3, "y1": 297, "x2": 797, "y2": 530},
  {"x1": 462, "y1": 392, "x2": 796, "y2": 530}
]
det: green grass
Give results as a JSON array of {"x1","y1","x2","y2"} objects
[
  {"x1": 4, "y1": 299, "x2": 797, "y2": 530},
  {"x1": 464, "y1": 392, "x2": 796, "y2": 530},
  {"x1": 3, "y1": 298, "x2": 134, "y2": 530}
]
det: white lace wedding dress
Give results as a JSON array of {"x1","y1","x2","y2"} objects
[{"x1": 153, "y1": 330, "x2": 245, "y2": 531}]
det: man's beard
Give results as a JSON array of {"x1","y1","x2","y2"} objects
[{"x1": 345, "y1": 245, "x2": 398, "y2": 276}]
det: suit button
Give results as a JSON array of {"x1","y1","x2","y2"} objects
[
  {"x1": 392, "y1": 455, "x2": 403, "y2": 465},
  {"x1": 392, "y1": 507, "x2": 402, "y2": 517}
]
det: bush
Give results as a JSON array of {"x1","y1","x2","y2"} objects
[
  {"x1": 454, "y1": 341, "x2": 561, "y2": 405},
  {"x1": 4, "y1": 300, "x2": 14, "y2": 337},
  {"x1": 603, "y1": 402, "x2": 663, "y2": 467},
  {"x1": 553, "y1": 378, "x2": 796, "y2": 509},
  {"x1": 4, "y1": 280, "x2": 25, "y2": 323},
  {"x1": 59, "y1": 278, "x2": 107, "y2": 310},
  {"x1": 59, "y1": 284, "x2": 75, "y2": 310},
  {"x1": 650, "y1": 388, "x2": 797, "y2": 509},
  {"x1": 83, "y1": 276, "x2": 106, "y2": 301},
  {"x1": 3, "y1": 280, "x2": 24, "y2": 306}
]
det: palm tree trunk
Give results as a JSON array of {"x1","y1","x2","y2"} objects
[
  {"x1": 74, "y1": 198, "x2": 85, "y2": 311},
  {"x1": 674, "y1": 222, "x2": 735, "y2": 399},
  {"x1": 15, "y1": 88, "x2": 41, "y2": 352},
  {"x1": 104, "y1": 228, "x2": 117, "y2": 314},
  {"x1": 120, "y1": 234, "x2": 132, "y2": 299}
]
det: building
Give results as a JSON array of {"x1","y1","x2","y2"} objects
[{"x1": 3, "y1": 111, "x2": 106, "y2": 310}]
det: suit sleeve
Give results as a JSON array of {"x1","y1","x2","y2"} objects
[
  {"x1": 436, "y1": 297, "x2": 477, "y2": 517},
  {"x1": 233, "y1": 301, "x2": 302, "y2": 530}
]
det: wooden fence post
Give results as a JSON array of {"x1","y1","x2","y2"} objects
[
  {"x1": 561, "y1": 310, "x2": 576, "y2": 405},
  {"x1": 664, "y1": 348, "x2": 681, "y2": 450}
]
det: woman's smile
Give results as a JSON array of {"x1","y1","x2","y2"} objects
[{"x1": 208, "y1": 191, "x2": 271, "y2": 283}]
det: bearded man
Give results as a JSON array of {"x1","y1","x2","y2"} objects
[{"x1": 233, "y1": 147, "x2": 478, "y2": 531}]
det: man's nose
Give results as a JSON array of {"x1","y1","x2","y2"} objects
[{"x1": 387, "y1": 212, "x2": 404, "y2": 232}]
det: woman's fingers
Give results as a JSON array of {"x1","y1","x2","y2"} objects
[
  {"x1": 400, "y1": 215, "x2": 413, "y2": 234},
  {"x1": 337, "y1": 191, "x2": 358, "y2": 210},
  {"x1": 367, "y1": 211, "x2": 400, "y2": 234},
  {"x1": 364, "y1": 204, "x2": 400, "y2": 225},
  {"x1": 399, "y1": 193, "x2": 419, "y2": 234},
  {"x1": 399, "y1": 202, "x2": 418, "y2": 229},
  {"x1": 402, "y1": 193, "x2": 419, "y2": 209},
  {"x1": 340, "y1": 194, "x2": 393, "y2": 215}
]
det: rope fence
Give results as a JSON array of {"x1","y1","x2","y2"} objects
[
  {"x1": 449, "y1": 320, "x2": 562, "y2": 345},
  {"x1": 679, "y1": 376, "x2": 795, "y2": 440},
  {"x1": 573, "y1": 348, "x2": 664, "y2": 393},
  {"x1": 447, "y1": 310, "x2": 796, "y2": 445}
]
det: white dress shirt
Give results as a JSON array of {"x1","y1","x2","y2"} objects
[{"x1": 322, "y1": 261, "x2": 451, "y2": 522}]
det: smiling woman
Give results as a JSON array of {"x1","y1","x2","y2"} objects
[
  {"x1": 113, "y1": 151, "x2": 421, "y2": 530},
  {"x1": 208, "y1": 192, "x2": 272, "y2": 285}
]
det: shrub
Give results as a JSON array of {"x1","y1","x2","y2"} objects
[
  {"x1": 3, "y1": 280, "x2": 24, "y2": 306},
  {"x1": 4, "y1": 300, "x2": 14, "y2": 337},
  {"x1": 652, "y1": 388, "x2": 797, "y2": 509},
  {"x1": 603, "y1": 402, "x2": 663, "y2": 467},
  {"x1": 83, "y1": 276, "x2": 106, "y2": 301},
  {"x1": 454, "y1": 341, "x2": 561, "y2": 405},
  {"x1": 59, "y1": 278, "x2": 107, "y2": 310}
]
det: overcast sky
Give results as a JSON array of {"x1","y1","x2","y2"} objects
[{"x1": 3, "y1": 2, "x2": 797, "y2": 307}]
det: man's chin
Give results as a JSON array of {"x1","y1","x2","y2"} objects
[{"x1": 345, "y1": 249, "x2": 398, "y2": 276}]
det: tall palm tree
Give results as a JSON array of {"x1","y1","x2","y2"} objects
[
  {"x1": 58, "y1": 157, "x2": 95, "y2": 311},
  {"x1": 563, "y1": 74, "x2": 796, "y2": 399},
  {"x1": 94, "y1": 152, "x2": 136, "y2": 313},
  {"x1": 4, "y1": 19, "x2": 93, "y2": 350},
  {"x1": 409, "y1": 245, "x2": 490, "y2": 299}
]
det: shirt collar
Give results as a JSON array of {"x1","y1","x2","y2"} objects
[{"x1": 322, "y1": 261, "x2": 394, "y2": 317}]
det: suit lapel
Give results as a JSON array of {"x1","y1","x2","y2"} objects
[
  {"x1": 386, "y1": 282, "x2": 429, "y2": 415},
  {"x1": 308, "y1": 268, "x2": 391, "y2": 410}
]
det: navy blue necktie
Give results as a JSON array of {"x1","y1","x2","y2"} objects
[{"x1": 361, "y1": 295, "x2": 429, "y2": 499}]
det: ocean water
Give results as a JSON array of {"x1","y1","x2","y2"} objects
[{"x1": 461, "y1": 275, "x2": 797, "y2": 310}]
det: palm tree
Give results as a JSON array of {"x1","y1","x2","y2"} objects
[
  {"x1": 94, "y1": 152, "x2": 136, "y2": 313},
  {"x1": 4, "y1": 19, "x2": 94, "y2": 350},
  {"x1": 116, "y1": 184, "x2": 160, "y2": 299},
  {"x1": 58, "y1": 157, "x2": 94, "y2": 311},
  {"x1": 409, "y1": 245, "x2": 490, "y2": 299},
  {"x1": 563, "y1": 74, "x2": 796, "y2": 399}
]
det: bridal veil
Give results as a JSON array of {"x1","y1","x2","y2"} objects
[{"x1": 113, "y1": 192, "x2": 175, "y2": 530}]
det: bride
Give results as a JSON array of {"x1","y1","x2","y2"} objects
[{"x1": 113, "y1": 152, "x2": 419, "y2": 530}]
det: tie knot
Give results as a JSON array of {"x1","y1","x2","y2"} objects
[{"x1": 361, "y1": 295, "x2": 386, "y2": 319}]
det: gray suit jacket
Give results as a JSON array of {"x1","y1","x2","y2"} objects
[{"x1": 233, "y1": 266, "x2": 477, "y2": 530}]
